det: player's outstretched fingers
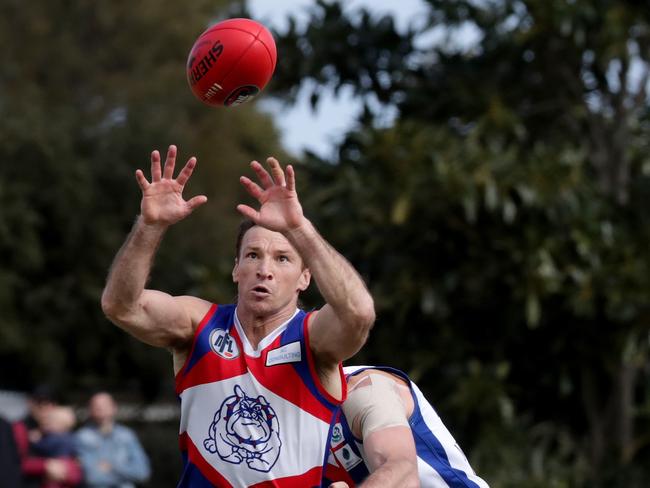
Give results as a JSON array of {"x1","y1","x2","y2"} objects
[
  {"x1": 135, "y1": 169, "x2": 150, "y2": 192},
  {"x1": 250, "y1": 160, "x2": 274, "y2": 189},
  {"x1": 267, "y1": 157, "x2": 286, "y2": 187},
  {"x1": 150, "y1": 150, "x2": 162, "y2": 182},
  {"x1": 239, "y1": 176, "x2": 264, "y2": 201},
  {"x1": 186, "y1": 195, "x2": 208, "y2": 212},
  {"x1": 236, "y1": 203, "x2": 259, "y2": 223},
  {"x1": 162, "y1": 145, "x2": 177, "y2": 179},
  {"x1": 176, "y1": 157, "x2": 198, "y2": 187},
  {"x1": 285, "y1": 164, "x2": 296, "y2": 191}
]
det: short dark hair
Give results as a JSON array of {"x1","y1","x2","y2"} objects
[{"x1": 235, "y1": 219, "x2": 257, "y2": 261}]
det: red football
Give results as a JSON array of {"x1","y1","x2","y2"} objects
[{"x1": 187, "y1": 18, "x2": 277, "y2": 107}]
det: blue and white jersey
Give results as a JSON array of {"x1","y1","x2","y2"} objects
[{"x1": 324, "y1": 365, "x2": 490, "y2": 488}]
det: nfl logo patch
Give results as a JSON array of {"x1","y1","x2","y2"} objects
[{"x1": 209, "y1": 329, "x2": 240, "y2": 359}]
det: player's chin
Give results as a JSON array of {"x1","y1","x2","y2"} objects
[{"x1": 245, "y1": 299, "x2": 274, "y2": 315}]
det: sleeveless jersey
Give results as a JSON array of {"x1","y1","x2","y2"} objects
[
  {"x1": 175, "y1": 304, "x2": 345, "y2": 487},
  {"x1": 323, "y1": 366, "x2": 489, "y2": 488}
]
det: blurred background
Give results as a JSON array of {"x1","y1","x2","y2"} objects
[{"x1": 1, "y1": 0, "x2": 650, "y2": 486}]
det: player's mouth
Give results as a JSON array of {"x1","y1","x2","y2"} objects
[{"x1": 251, "y1": 285, "x2": 271, "y2": 298}]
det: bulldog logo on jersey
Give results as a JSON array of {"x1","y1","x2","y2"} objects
[
  {"x1": 204, "y1": 385, "x2": 281, "y2": 472},
  {"x1": 209, "y1": 328, "x2": 240, "y2": 359}
]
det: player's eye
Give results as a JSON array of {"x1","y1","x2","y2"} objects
[
  {"x1": 246, "y1": 252, "x2": 257, "y2": 259},
  {"x1": 278, "y1": 255, "x2": 289, "y2": 263}
]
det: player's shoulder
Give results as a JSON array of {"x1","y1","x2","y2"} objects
[
  {"x1": 345, "y1": 367, "x2": 408, "y2": 389},
  {"x1": 175, "y1": 296, "x2": 216, "y2": 324}
]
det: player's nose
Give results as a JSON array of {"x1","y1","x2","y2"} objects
[{"x1": 255, "y1": 258, "x2": 273, "y2": 280}]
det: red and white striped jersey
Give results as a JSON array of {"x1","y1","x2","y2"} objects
[{"x1": 175, "y1": 303, "x2": 345, "y2": 487}]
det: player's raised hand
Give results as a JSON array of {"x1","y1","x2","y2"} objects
[
  {"x1": 237, "y1": 157, "x2": 305, "y2": 232},
  {"x1": 135, "y1": 145, "x2": 207, "y2": 226}
]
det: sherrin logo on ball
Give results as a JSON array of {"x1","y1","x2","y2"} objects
[{"x1": 187, "y1": 18, "x2": 277, "y2": 107}]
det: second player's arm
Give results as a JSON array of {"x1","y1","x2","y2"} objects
[
  {"x1": 343, "y1": 371, "x2": 420, "y2": 488},
  {"x1": 356, "y1": 427, "x2": 420, "y2": 488}
]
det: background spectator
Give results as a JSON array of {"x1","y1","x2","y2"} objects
[
  {"x1": 75, "y1": 392, "x2": 151, "y2": 488},
  {"x1": 32, "y1": 406, "x2": 80, "y2": 488},
  {"x1": 13, "y1": 386, "x2": 82, "y2": 488}
]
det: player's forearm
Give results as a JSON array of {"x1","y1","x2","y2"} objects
[
  {"x1": 359, "y1": 459, "x2": 420, "y2": 488},
  {"x1": 101, "y1": 216, "x2": 167, "y2": 320},
  {"x1": 286, "y1": 219, "x2": 375, "y2": 326}
]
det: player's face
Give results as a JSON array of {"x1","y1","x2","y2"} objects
[{"x1": 233, "y1": 226, "x2": 310, "y2": 316}]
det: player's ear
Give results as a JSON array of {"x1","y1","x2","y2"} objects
[
  {"x1": 297, "y1": 268, "x2": 311, "y2": 292},
  {"x1": 232, "y1": 259, "x2": 239, "y2": 283}
]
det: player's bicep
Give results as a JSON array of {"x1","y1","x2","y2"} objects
[{"x1": 111, "y1": 291, "x2": 199, "y2": 348}]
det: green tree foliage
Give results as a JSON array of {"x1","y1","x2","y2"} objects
[
  {"x1": 0, "y1": 0, "x2": 285, "y2": 399},
  {"x1": 270, "y1": 1, "x2": 650, "y2": 485}
]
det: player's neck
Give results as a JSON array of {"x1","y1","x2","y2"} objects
[{"x1": 236, "y1": 305, "x2": 297, "y2": 349}]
